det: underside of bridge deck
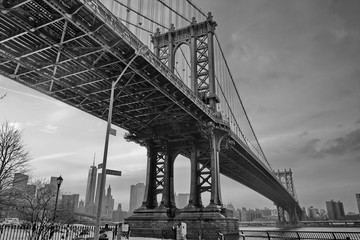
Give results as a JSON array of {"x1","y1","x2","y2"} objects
[{"x1": 0, "y1": 0, "x2": 302, "y2": 235}]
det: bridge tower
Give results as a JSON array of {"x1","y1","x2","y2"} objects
[
  {"x1": 275, "y1": 169, "x2": 301, "y2": 224},
  {"x1": 125, "y1": 13, "x2": 239, "y2": 240}
]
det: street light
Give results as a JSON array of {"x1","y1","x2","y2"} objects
[
  {"x1": 53, "y1": 175, "x2": 63, "y2": 222},
  {"x1": 94, "y1": 45, "x2": 148, "y2": 240}
]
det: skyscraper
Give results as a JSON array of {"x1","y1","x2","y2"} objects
[
  {"x1": 50, "y1": 176, "x2": 58, "y2": 186},
  {"x1": 356, "y1": 193, "x2": 360, "y2": 214},
  {"x1": 85, "y1": 163, "x2": 97, "y2": 212},
  {"x1": 129, "y1": 183, "x2": 145, "y2": 213},
  {"x1": 12, "y1": 173, "x2": 28, "y2": 189},
  {"x1": 62, "y1": 194, "x2": 80, "y2": 211},
  {"x1": 103, "y1": 185, "x2": 115, "y2": 218},
  {"x1": 326, "y1": 200, "x2": 345, "y2": 220}
]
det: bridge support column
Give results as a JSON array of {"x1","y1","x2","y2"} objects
[
  {"x1": 277, "y1": 206, "x2": 286, "y2": 223},
  {"x1": 288, "y1": 205, "x2": 299, "y2": 223},
  {"x1": 207, "y1": 123, "x2": 227, "y2": 209},
  {"x1": 208, "y1": 131, "x2": 222, "y2": 208},
  {"x1": 140, "y1": 140, "x2": 158, "y2": 209},
  {"x1": 160, "y1": 141, "x2": 176, "y2": 211},
  {"x1": 206, "y1": 13, "x2": 218, "y2": 112},
  {"x1": 188, "y1": 139, "x2": 202, "y2": 208}
]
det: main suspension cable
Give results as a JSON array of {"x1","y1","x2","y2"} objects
[{"x1": 214, "y1": 34, "x2": 271, "y2": 169}]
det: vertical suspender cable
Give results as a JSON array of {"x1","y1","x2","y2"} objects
[
  {"x1": 168, "y1": 0, "x2": 173, "y2": 28},
  {"x1": 150, "y1": 0, "x2": 154, "y2": 33},
  {"x1": 145, "y1": 0, "x2": 151, "y2": 46},
  {"x1": 160, "y1": 0, "x2": 165, "y2": 31},
  {"x1": 182, "y1": 0, "x2": 186, "y2": 26},
  {"x1": 186, "y1": 0, "x2": 206, "y2": 18},
  {"x1": 140, "y1": 0, "x2": 144, "y2": 38},
  {"x1": 175, "y1": 0, "x2": 179, "y2": 28},
  {"x1": 110, "y1": 0, "x2": 114, "y2": 14},
  {"x1": 154, "y1": 0, "x2": 159, "y2": 29},
  {"x1": 126, "y1": 0, "x2": 131, "y2": 28},
  {"x1": 187, "y1": 1, "x2": 191, "y2": 20},
  {"x1": 136, "y1": 0, "x2": 141, "y2": 37},
  {"x1": 214, "y1": 34, "x2": 270, "y2": 168},
  {"x1": 119, "y1": 0, "x2": 123, "y2": 17}
]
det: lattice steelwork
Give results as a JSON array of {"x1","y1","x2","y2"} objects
[
  {"x1": 276, "y1": 169, "x2": 298, "y2": 201},
  {"x1": 0, "y1": 0, "x2": 302, "y2": 218},
  {"x1": 96, "y1": 0, "x2": 271, "y2": 169}
]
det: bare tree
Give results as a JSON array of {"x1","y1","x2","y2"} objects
[
  {"x1": 0, "y1": 93, "x2": 6, "y2": 100},
  {"x1": 12, "y1": 179, "x2": 75, "y2": 240},
  {"x1": 0, "y1": 121, "x2": 30, "y2": 207}
]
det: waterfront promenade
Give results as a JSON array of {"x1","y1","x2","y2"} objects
[{"x1": 2, "y1": 225, "x2": 360, "y2": 240}]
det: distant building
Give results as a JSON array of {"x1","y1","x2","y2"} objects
[
  {"x1": 326, "y1": 200, "x2": 345, "y2": 220},
  {"x1": 62, "y1": 194, "x2": 80, "y2": 211},
  {"x1": 176, "y1": 193, "x2": 190, "y2": 208},
  {"x1": 50, "y1": 176, "x2": 58, "y2": 186},
  {"x1": 85, "y1": 163, "x2": 97, "y2": 213},
  {"x1": 13, "y1": 173, "x2": 28, "y2": 189},
  {"x1": 271, "y1": 209, "x2": 278, "y2": 217},
  {"x1": 112, "y1": 204, "x2": 130, "y2": 222},
  {"x1": 319, "y1": 209, "x2": 327, "y2": 220},
  {"x1": 43, "y1": 176, "x2": 61, "y2": 194},
  {"x1": 129, "y1": 183, "x2": 145, "y2": 213},
  {"x1": 78, "y1": 200, "x2": 85, "y2": 213},
  {"x1": 239, "y1": 207, "x2": 262, "y2": 222},
  {"x1": 103, "y1": 185, "x2": 115, "y2": 218},
  {"x1": 356, "y1": 193, "x2": 360, "y2": 214},
  {"x1": 261, "y1": 208, "x2": 272, "y2": 218},
  {"x1": 26, "y1": 184, "x2": 37, "y2": 198},
  {"x1": 307, "y1": 206, "x2": 319, "y2": 220}
]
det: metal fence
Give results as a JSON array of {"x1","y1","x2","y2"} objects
[
  {"x1": 0, "y1": 224, "x2": 106, "y2": 240},
  {"x1": 2, "y1": 225, "x2": 360, "y2": 240},
  {"x1": 238, "y1": 230, "x2": 360, "y2": 240}
]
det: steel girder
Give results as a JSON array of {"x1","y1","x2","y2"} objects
[{"x1": 0, "y1": 0, "x2": 301, "y2": 214}]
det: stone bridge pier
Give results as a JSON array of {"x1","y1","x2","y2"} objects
[{"x1": 125, "y1": 124, "x2": 239, "y2": 240}]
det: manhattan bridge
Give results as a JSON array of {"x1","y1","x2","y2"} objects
[{"x1": 0, "y1": 0, "x2": 303, "y2": 238}]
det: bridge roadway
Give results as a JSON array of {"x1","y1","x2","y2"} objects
[{"x1": 0, "y1": 0, "x2": 301, "y2": 214}]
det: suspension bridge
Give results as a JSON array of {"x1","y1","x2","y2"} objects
[{"x1": 0, "y1": 0, "x2": 302, "y2": 238}]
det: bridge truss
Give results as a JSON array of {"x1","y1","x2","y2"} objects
[{"x1": 0, "y1": 0, "x2": 302, "y2": 229}]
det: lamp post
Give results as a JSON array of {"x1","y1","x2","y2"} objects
[
  {"x1": 94, "y1": 45, "x2": 148, "y2": 240},
  {"x1": 53, "y1": 175, "x2": 63, "y2": 222}
]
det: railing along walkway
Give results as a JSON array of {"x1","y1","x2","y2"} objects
[
  {"x1": 2, "y1": 225, "x2": 360, "y2": 240},
  {"x1": 238, "y1": 230, "x2": 360, "y2": 240}
]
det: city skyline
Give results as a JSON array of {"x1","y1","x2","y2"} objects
[
  {"x1": 13, "y1": 171, "x2": 360, "y2": 218},
  {"x1": 1, "y1": 0, "x2": 360, "y2": 212}
]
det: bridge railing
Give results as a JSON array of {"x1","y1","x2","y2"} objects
[{"x1": 236, "y1": 230, "x2": 360, "y2": 240}]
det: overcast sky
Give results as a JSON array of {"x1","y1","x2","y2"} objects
[{"x1": 1, "y1": 0, "x2": 360, "y2": 213}]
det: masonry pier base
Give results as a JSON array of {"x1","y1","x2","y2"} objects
[{"x1": 126, "y1": 207, "x2": 239, "y2": 240}]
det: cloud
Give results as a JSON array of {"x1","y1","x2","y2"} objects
[
  {"x1": 299, "y1": 129, "x2": 360, "y2": 159},
  {"x1": 0, "y1": 86, "x2": 56, "y2": 104},
  {"x1": 298, "y1": 138, "x2": 324, "y2": 159},
  {"x1": 48, "y1": 109, "x2": 71, "y2": 122},
  {"x1": 33, "y1": 152, "x2": 76, "y2": 162},
  {"x1": 322, "y1": 129, "x2": 360, "y2": 155},
  {"x1": 40, "y1": 124, "x2": 59, "y2": 134},
  {"x1": 8, "y1": 122, "x2": 22, "y2": 130},
  {"x1": 299, "y1": 131, "x2": 308, "y2": 137}
]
